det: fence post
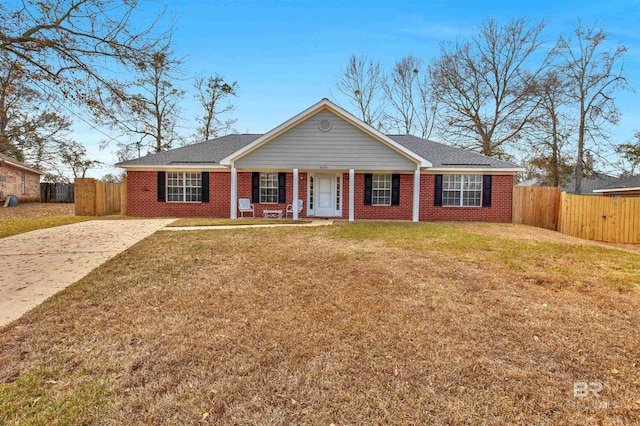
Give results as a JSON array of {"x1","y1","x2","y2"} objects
[{"x1": 120, "y1": 178, "x2": 127, "y2": 215}]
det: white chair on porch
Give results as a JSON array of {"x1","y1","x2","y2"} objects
[
  {"x1": 286, "y1": 199, "x2": 303, "y2": 218},
  {"x1": 238, "y1": 198, "x2": 254, "y2": 218}
]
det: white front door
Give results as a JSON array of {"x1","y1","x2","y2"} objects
[{"x1": 315, "y1": 174, "x2": 335, "y2": 216}]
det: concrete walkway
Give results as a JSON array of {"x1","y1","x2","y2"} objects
[
  {"x1": 161, "y1": 219, "x2": 334, "y2": 231},
  {"x1": 0, "y1": 219, "x2": 174, "y2": 327}
]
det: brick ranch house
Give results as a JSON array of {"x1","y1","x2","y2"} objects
[
  {"x1": 117, "y1": 99, "x2": 524, "y2": 222},
  {"x1": 0, "y1": 153, "x2": 42, "y2": 202},
  {"x1": 593, "y1": 175, "x2": 640, "y2": 197}
]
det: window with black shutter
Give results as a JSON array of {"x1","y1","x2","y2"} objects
[
  {"x1": 157, "y1": 171, "x2": 166, "y2": 202},
  {"x1": 364, "y1": 174, "x2": 373, "y2": 205},
  {"x1": 482, "y1": 175, "x2": 492, "y2": 207},
  {"x1": 391, "y1": 174, "x2": 400, "y2": 206}
]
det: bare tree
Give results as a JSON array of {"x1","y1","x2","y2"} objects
[
  {"x1": 0, "y1": 59, "x2": 72, "y2": 166},
  {"x1": 59, "y1": 140, "x2": 99, "y2": 178},
  {"x1": 335, "y1": 54, "x2": 385, "y2": 127},
  {"x1": 554, "y1": 21, "x2": 628, "y2": 193},
  {"x1": 384, "y1": 55, "x2": 438, "y2": 139},
  {"x1": 527, "y1": 71, "x2": 573, "y2": 186},
  {"x1": 430, "y1": 19, "x2": 546, "y2": 158},
  {"x1": 0, "y1": 0, "x2": 166, "y2": 115},
  {"x1": 615, "y1": 132, "x2": 640, "y2": 177},
  {"x1": 194, "y1": 74, "x2": 238, "y2": 141},
  {"x1": 384, "y1": 55, "x2": 420, "y2": 135},
  {"x1": 415, "y1": 73, "x2": 439, "y2": 140},
  {"x1": 101, "y1": 173, "x2": 123, "y2": 183},
  {"x1": 102, "y1": 46, "x2": 185, "y2": 156}
]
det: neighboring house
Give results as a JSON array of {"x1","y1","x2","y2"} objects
[
  {"x1": 593, "y1": 175, "x2": 640, "y2": 197},
  {"x1": 0, "y1": 153, "x2": 42, "y2": 202},
  {"x1": 561, "y1": 172, "x2": 620, "y2": 196},
  {"x1": 518, "y1": 172, "x2": 621, "y2": 196},
  {"x1": 116, "y1": 99, "x2": 523, "y2": 222}
]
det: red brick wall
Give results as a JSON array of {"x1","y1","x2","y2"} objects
[
  {"x1": 126, "y1": 171, "x2": 230, "y2": 217},
  {"x1": 420, "y1": 174, "x2": 513, "y2": 222},
  {"x1": 126, "y1": 170, "x2": 514, "y2": 222},
  {"x1": 339, "y1": 173, "x2": 414, "y2": 220},
  {"x1": 0, "y1": 163, "x2": 40, "y2": 201}
]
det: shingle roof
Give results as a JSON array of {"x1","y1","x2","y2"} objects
[
  {"x1": 116, "y1": 133, "x2": 522, "y2": 170},
  {"x1": 115, "y1": 134, "x2": 261, "y2": 167},
  {"x1": 562, "y1": 172, "x2": 620, "y2": 194},
  {"x1": 596, "y1": 174, "x2": 640, "y2": 191},
  {"x1": 387, "y1": 135, "x2": 520, "y2": 169}
]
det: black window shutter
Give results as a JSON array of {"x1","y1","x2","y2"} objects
[
  {"x1": 157, "y1": 171, "x2": 166, "y2": 202},
  {"x1": 391, "y1": 174, "x2": 401, "y2": 206},
  {"x1": 252, "y1": 172, "x2": 260, "y2": 203},
  {"x1": 482, "y1": 175, "x2": 492, "y2": 207},
  {"x1": 364, "y1": 173, "x2": 373, "y2": 205},
  {"x1": 201, "y1": 172, "x2": 210, "y2": 203},
  {"x1": 278, "y1": 172, "x2": 286, "y2": 204},
  {"x1": 434, "y1": 174, "x2": 443, "y2": 206}
]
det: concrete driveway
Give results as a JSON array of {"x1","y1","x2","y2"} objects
[{"x1": 0, "y1": 219, "x2": 174, "y2": 327}]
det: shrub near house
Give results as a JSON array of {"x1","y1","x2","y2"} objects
[{"x1": 117, "y1": 99, "x2": 523, "y2": 222}]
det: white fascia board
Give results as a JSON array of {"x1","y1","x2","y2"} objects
[
  {"x1": 220, "y1": 99, "x2": 431, "y2": 168},
  {"x1": 424, "y1": 167, "x2": 525, "y2": 173},
  {"x1": 118, "y1": 164, "x2": 229, "y2": 171},
  {"x1": 593, "y1": 186, "x2": 640, "y2": 193}
]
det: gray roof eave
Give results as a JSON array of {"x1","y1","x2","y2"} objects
[{"x1": 115, "y1": 133, "x2": 523, "y2": 171}]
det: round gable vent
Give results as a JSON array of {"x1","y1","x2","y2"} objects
[{"x1": 318, "y1": 119, "x2": 332, "y2": 132}]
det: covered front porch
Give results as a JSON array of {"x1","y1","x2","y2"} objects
[{"x1": 229, "y1": 168, "x2": 422, "y2": 222}]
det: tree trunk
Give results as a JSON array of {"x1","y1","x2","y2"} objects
[
  {"x1": 575, "y1": 108, "x2": 586, "y2": 194},
  {"x1": 550, "y1": 107, "x2": 559, "y2": 187}
]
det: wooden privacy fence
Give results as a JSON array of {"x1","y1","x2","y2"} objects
[
  {"x1": 74, "y1": 178, "x2": 127, "y2": 216},
  {"x1": 513, "y1": 186, "x2": 640, "y2": 243},
  {"x1": 512, "y1": 186, "x2": 561, "y2": 231},
  {"x1": 558, "y1": 192, "x2": 640, "y2": 243}
]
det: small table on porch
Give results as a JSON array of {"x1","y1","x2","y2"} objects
[{"x1": 262, "y1": 209, "x2": 283, "y2": 219}]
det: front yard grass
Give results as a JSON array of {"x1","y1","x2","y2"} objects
[
  {"x1": 168, "y1": 217, "x2": 312, "y2": 227},
  {"x1": 1, "y1": 222, "x2": 639, "y2": 424}
]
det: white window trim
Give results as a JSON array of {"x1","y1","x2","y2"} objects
[
  {"x1": 166, "y1": 171, "x2": 203, "y2": 203},
  {"x1": 21, "y1": 172, "x2": 26, "y2": 195},
  {"x1": 372, "y1": 173, "x2": 392, "y2": 206},
  {"x1": 259, "y1": 172, "x2": 279, "y2": 204},
  {"x1": 442, "y1": 174, "x2": 482, "y2": 207},
  {"x1": 307, "y1": 174, "x2": 314, "y2": 215}
]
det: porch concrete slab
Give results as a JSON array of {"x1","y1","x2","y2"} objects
[{"x1": 0, "y1": 219, "x2": 175, "y2": 327}]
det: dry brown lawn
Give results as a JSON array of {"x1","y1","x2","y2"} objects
[
  {"x1": 0, "y1": 203, "x2": 91, "y2": 239},
  {"x1": 0, "y1": 202, "x2": 73, "y2": 219},
  {"x1": 168, "y1": 218, "x2": 312, "y2": 227},
  {"x1": 1, "y1": 222, "x2": 639, "y2": 424}
]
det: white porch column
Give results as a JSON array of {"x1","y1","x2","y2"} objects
[
  {"x1": 413, "y1": 169, "x2": 421, "y2": 222},
  {"x1": 230, "y1": 167, "x2": 238, "y2": 219},
  {"x1": 349, "y1": 169, "x2": 355, "y2": 222},
  {"x1": 293, "y1": 168, "x2": 299, "y2": 220}
]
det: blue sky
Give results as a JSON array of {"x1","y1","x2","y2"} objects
[{"x1": 72, "y1": 0, "x2": 640, "y2": 177}]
